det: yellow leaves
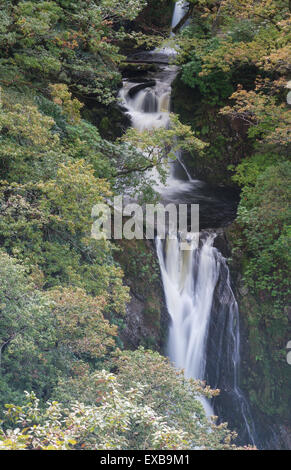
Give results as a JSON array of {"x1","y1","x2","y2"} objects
[
  {"x1": 50, "y1": 84, "x2": 84, "y2": 123},
  {"x1": 220, "y1": 80, "x2": 291, "y2": 148},
  {"x1": 40, "y1": 159, "x2": 111, "y2": 234},
  {"x1": 185, "y1": 3, "x2": 291, "y2": 80},
  {"x1": 221, "y1": 0, "x2": 287, "y2": 23},
  {"x1": 261, "y1": 44, "x2": 291, "y2": 73},
  {"x1": 121, "y1": 114, "x2": 207, "y2": 163},
  {"x1": 14, "y1": 1, "x2": 63, "y2": 37},
  {"x1": 0, "y1": 101, "x2": 57, "y2": 148}
]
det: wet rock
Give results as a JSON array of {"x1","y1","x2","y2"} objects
[
  {"x1": 127, "y1": 51, "x2": 170, "y2": 65},
  {"x1": 114, "y1": 238, "x2": 169, "y2": 352},
  {"x1": 127, "y1": 80, "x2": 156, "y2": 98},
  {"x1": 121, "y1": 293, "x2": 152, "y2": 349},
  {"x1": 213, "y1": 228, "x2": 231, "y2": 258},
  {"x1": 120, "y1": 62, "x2": 158, "y2": 79}
]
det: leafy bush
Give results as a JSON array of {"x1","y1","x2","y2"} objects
[
  {"x1": 237, "y1": 161, "x2": 291, "y2": 306},
  {"x1": 181, "y1": 50, "x2": 234, "y2": 105},
  {"x1": 0, "y1": 349, "x2": 256, "y2": 450},
  {"x1": 0, "y1": 252, "x2": 119, "y2": 407}
]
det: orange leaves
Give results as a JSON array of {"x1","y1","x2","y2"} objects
[
  {"x1": 53, "y1": 31, "x2": 83, "y2": 50},
  {"x1": 220, "y1": 77, "x2": 291, "y2": 149},
  {"x1": 102, "y1": 20, "x2": 114, "y2": 27}
]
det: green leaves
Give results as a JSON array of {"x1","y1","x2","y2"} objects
[
  {"x1": 120, "y1": 114, "x2": 207, "y2": 170},
  {"x1": 0, "y1": 373, "x2": 191, "y2": 450},
  {"x1": 235, "y1": 161, "x2": 291, "y2": 321},
  {"x1": 0, "y1": 349, "x2": 249, "y2": 450},
  {"x1": 0, "y1": 0, "x2": 155, "y2": 105},
  {"x1": 0, "y1": 252, "x2": 58, "y2": 404}
]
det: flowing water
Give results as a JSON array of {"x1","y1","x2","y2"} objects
[
  {"x1": 119, "y1": 1, "x2": 258, "y2": 447},
  {"x1": 171, "y1": 0, "x2": 188, "y2": 31},
  {"x1": 156, "y1": 233, "x2": 216, "y2": 418}
]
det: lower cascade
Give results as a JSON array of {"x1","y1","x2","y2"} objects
[
  {"x1": 156, "y1": 232, "x2": 258, "y2": 445},
  {"x1": 156, "y1": 233, "x2": 216, "y2": 418}
]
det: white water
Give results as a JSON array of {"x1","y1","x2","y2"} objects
[
  {"x1": 119, "y1": 0, "x2": 186, "y2": 132},
  {"x1": 118, "y1": 63, "x2": 182, "y2": 189},
  {"x1": 119, "y1": 74, "x2": 173, "y2": 131},
  {"x1": 157, "y1": 232, "x2": 257, "y2": 441},
  {"x1": 156, "y1": 234, "x2": 216, "y2": 417},
  {"x1": 119, "y1": 0, "x2": 257, "y2": 446},
  {"x1": 171, "y1": 0, "x2": 188, "y2": 30}
]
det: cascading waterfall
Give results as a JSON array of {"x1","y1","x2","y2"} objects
[
  {"x1": 119, "y1": 66, "x2": 175, "y2": 132},
  {"x1": 157, "y1": 232, "x2": 257, "y2": 444},
  {"x1": 156, "y1": 233, "x2": 216, "y2": 418},
  {"x1": 171, "y1": 0, "x2": 188, "y2": 31},
  {"x1": 119, "y1": 0, "x2": 258, "y2": 447}
]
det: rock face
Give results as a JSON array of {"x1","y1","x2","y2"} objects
[
  {"x1": 114, "y1": 238, "x2": 169, "y2": 352},
  {"x1": 204, "y1": 232, "x2": 257, "y2": 446},
  {"x1": 121, "y1": 289, "x2": 169, "y2": 351},
  {"x1": 235, "y1": 285, "x2": 291, "y2": 450},
  {"x1": 82, "y1": 101, "x2": 131, "y2": 140},
  {"x1": 213, "y1": 228, "x2": 232, "y2": 258},
  {"x1": 122, "y1": 294, "x2": 152, "y2": 349},
  {"x1": 127, "y1": 81, "x2": 156, "y2": 98},
  {"x1": 133, "y1": 0, "x2": 174, "y2": 34}
]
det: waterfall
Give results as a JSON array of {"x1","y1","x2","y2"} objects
[
  {"x1": 156, "y1": 233, "x2": 216, "y2": 417},
  {"x1": 119, "y1": 0, "x2": 258, "y2": 447},
  {"x1": 157, "y1": 232, "x2": 257, "y2": 444},
  {"x1": 119, "y1": 68, "x2": 175, "y2": 132},
  {"x1": 171, "y1": 1, "x2": 188, "y2": 30}
]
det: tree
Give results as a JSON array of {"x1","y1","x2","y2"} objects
[
  {"x1": 220, "y1": 81, "x2": 291, "y2": 153},
  {"x1": 0, "y1": 0, "x2": 149, "y2": 104},
  {"x1": 118, "y1": 113, "x2": 207, "y2": 184},
  {"x1": 53, "y1": 348, "x2": 253, "y2": 450},
  {"x1": 0, "y1": 374, "x2": 191, "y2": 450},
  {"x1": 47, "y1": 287, "x2": 117, "y2": 362},
  {"x1": 176, "y1": 0, "x2": 291, "y2": 77},
  {"x1": 0, "y1": 252, "x2": 58, "y2": 404}
]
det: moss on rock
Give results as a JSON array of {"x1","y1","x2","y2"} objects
[{"x1": 114, "y1": 238, "x2": 168, "y2": 351}]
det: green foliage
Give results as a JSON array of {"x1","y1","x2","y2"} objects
[
  {"x1": 221, "y1": 83, "x2": 291, "y2": 156},
  {"x1": 173, "y1": 0, "x2": 291, "y2": 427},
  {"x1": 0, "y1": 349, "x2": 254, "y2": 450},
  {"x1": 0, "y1": 0, "x2": 289, "y2": 446},
  {"x1": 0, "y1": 160, "x2": 129, "y2": 314},
  {"x1": 0, "y1": 252, "x2": 120, "y2": 407},
  {"x1": 230, "y1": 152, "x2": 281, "y2": 187},
  {"x1": 229, "y1": 162, "x2": 291, "y2": 419},
  {"x1": 236, "y1": 162, "x2": 291, "y2": 305},
  {"x1": 0, "y1": 0, "x2": 149, "y2": 105},
  {"x1": 181, "y1": 43, "x2": 234, "y2": 105},
  {"x1": 228, "y1": 19, "x2": 258, "y2": 43},
  {"x1": 47, "y1": 287, "x2": 117, "y2": 361},
  {"x1": 51, "y1": 348, "x2": 247, "y2": 450},
  {"x1": 0, "y1": 380, "x2": 190, "y2": 450},
  {"x1": 0, "y1": 251, "x2": 58, "y2": 405}
]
